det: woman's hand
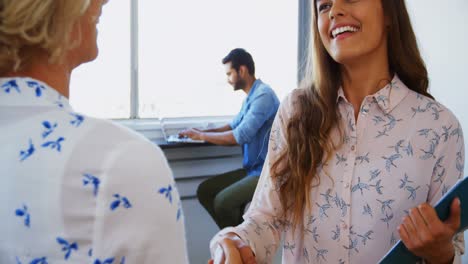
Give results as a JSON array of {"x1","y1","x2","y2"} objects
[
  {"x1": 208, "y1": 232, "x2": 256, "y2": 264},
  {"x1": 398, "y1": 198, "x2": 461, "y2": 264}
]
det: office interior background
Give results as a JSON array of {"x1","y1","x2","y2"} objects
[{"x1": 67, "y1": 0, "x2": 468, "y2": 263}]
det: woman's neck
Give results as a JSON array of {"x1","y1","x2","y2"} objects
[
  {"x1": 340, "y1": 53, "x2": 392, "y2": 120},
  {"x1": 5, "y1": 54, "x2": 73, "y2": 98}
]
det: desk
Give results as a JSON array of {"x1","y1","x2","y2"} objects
[
  {"x1": 152, "y1": 139, "x2": 242, "y2": 199},
  {"x1": 153, "y1": 138, "x2": 213, "y2": 149}
]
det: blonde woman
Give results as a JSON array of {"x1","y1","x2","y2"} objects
[
  {"x1": 0, "y1": 0, "x2": 187, "y2": 263},
  {"x1": 210, "y1": 0, "x2": 464, "y2": 263}
]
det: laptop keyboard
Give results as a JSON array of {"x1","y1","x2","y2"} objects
[{"x1": 167, "y1": 134, "x2": 205, "y2": 143}]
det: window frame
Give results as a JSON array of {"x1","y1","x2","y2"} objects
[{"x1": 114, "y1": 0, "x2": 310, "y2": 138}]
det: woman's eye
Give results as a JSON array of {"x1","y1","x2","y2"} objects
[{"x1": 318, "y1": 3, "x2": 332, "y2": 12}]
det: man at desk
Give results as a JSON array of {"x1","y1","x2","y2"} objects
[{"x1": 179, "y1": 48, "x2": 280, "y2": 228}]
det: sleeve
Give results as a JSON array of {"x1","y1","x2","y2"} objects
[
  {"x1": 230, "y1": 106, "x2": 244, "y2": 130},
  {"x1": 232, "y1": 92, "x2": 277, "y2": 145},
  {"x1": 210, "y1": 92, "x2": 293, "y2": 264},
  {"x1": 91, "y1": 138, "x2": 188, "y2": 263},
  {"x1": 427, "y1": 118, "x2": 465, "y2": 262}
]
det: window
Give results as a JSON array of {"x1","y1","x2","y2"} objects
[
  {"x1": 70, "y1": 0, "x2": 298, "y2": 120},
  {"x1": 70, "y1": 0, "x2": 131, "y2": 119}
]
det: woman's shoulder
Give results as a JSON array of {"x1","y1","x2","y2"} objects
[
  {"x1": 278, "y1": 87, "x2": 316, "y2": 119},
  {"x1": 285, "y1": 87, "x2": 307, "y2": 99},
  {"x1": 78, "y1": 116, "x2": 165, "y2": 158},
  {"x1": 280, "y1": 88, "x2": 306, "y2": 108},
  {"x1": 406, "y1": 89, "x2": 462, "y2": 131},
  {"x1": 75, "y1": 117, "x2": 172, "y2": 188}
]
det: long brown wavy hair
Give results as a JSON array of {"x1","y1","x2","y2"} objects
[{"x1": 270, "y1": 0, "x2": 434, "y2": 230}]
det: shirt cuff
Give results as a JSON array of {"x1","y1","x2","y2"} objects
[
  {"x1": 209, "y1": 227, "x2": 241, "y2": 258},
  {"x1": 452, "y1": 252, "x2": 462, "y2": 264},
  {"x1": 232, "y1": 127, "x2": 243, "y2": 145},
  {"x1": 421, "y1": 246, "x2": 462, "y2": 264}
]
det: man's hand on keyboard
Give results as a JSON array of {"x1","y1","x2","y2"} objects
[{"x1": 178, "y1": 128, "x2": 203, "y2": 141}]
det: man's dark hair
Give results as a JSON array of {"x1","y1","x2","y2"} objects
[{"x1": 222, "y1": 48, "x2": 255, "y2": 76}]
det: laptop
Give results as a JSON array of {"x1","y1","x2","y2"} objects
[{"x1": 160, "y1": 118, "x2": 205, "y2": 144}]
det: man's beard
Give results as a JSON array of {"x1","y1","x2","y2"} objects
[{"x1": 234, "y1": 78, "x2": 246, "y2": 91}]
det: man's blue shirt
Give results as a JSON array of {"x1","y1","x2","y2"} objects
[{"x1": 230, "y1": 79, "x2": 280, "y2": 176}]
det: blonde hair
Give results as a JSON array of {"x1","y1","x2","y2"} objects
[{"x1": 0, "y1": 0, "x2": 90, "y2": 75}]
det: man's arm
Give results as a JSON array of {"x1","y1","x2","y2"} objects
[
  {"x1": 230, "y1": 93, "x2": 277, "y2": 146},
  {"x1": 202, "y1": 124, "x2": 232, "y2": 133},
  {"x1": 200, "y1": 130, "x2": 237, "y2": 145},
  {"x1": 179, "y1": 128, "x2": 237, "y2": 146}
]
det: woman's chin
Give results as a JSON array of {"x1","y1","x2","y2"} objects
[
  {"x1": 83, "y1": 48, "x2": 99, "y2": 64},
  {"x1": 330, "y1": 51, "x2": 364, "y2": 66}
]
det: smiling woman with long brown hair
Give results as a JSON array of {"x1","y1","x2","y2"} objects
[{"x1": 208, "y1": 0, "x2": 465, "y2": 263}]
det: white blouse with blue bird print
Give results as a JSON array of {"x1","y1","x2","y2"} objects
[
  {"x1": 210, "y1": 75, "x2": 465, "y2": 264},
  {"x1": 0, "y1": 77, "x2": 188, "y2": 263}
]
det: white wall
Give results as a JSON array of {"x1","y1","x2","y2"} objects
[{"x1": 406, "y1": 1, "x2": 468, "y2": 262}]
